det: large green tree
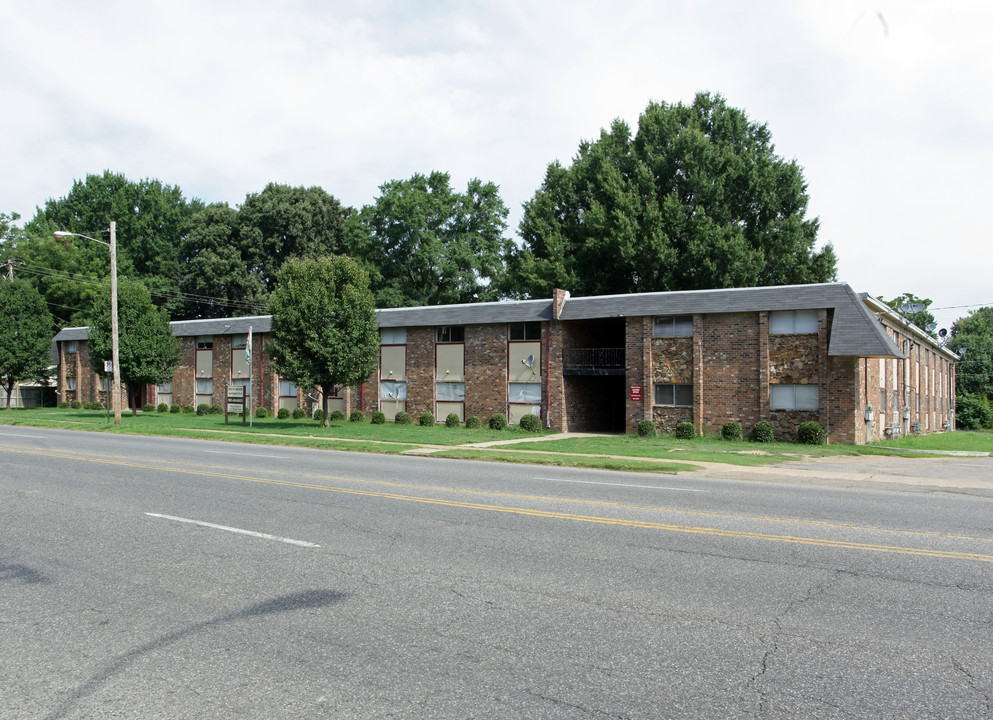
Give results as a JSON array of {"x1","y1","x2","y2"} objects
[
  {"x1": 0, "y1": 279, "x2": 54, "y2": 409},
  {"x1": 885, "y1": 292, "x2": 937, "y2": 336},
  {"x1": 19, "y1": 171, "x2": 201, "y2": 322},
  {"x1": 267, "y1": 256, "x2": 379, "y2": 426},
  {"x1": 350, "y1": 172, "x2": 512, "y2": 307},
  {"x1": 947, "y1": 307, "x2": 993, "y2": 403},
  {"x1": 87, "y1": 279, "x2": 181, "y2": 415},
  {"x1": 238, "y1": 184, "x2": 353, "y2": 294},
  {"x1": 178, "y1": 202, "x2": 267, "y2": 319},
  {"x1": 506, "y1": 93, "x2": 836, "y2": 298}
]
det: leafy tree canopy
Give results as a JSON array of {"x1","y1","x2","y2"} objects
[
  {"x1": 884, "y1": 292, "x2": 937, "y2": 335},
  {"x1": 0, "y1": 278, "x2": 54, "y2": 408},
  {"x1": 18, "y1": 171, "x2": 201, "y2": 322},
  {"x1": 87, "y1": 279, "x2": 181, "y2": 415},
  {"x1": 350, "y1": 172, "x2": 512, "y2": 307},
  {"x1": 267, "y1": 256, "x2": 379, "y2": 426},
  {"x1": 948, "y1": 306, "x2": 993, "y2": 401},
  {"x1": 506, "y1": 92, "x2": 836, "y2": 298},
  {"x1": 178, "y1": 202, "x2": 267, "y2": 319},
  {"x1": 238, "y1": 184, "x2": 353, "y2": 294}
]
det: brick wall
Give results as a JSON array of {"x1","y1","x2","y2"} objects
[
  {"x1": 697, "y1": 312, "x2": 762, "y2": 434},
  {"x1": 465, "y1": 324, "x2": 509, "y2": 421}
]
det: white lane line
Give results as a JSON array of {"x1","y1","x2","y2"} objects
[
  {"x1": 0, "y1": 433, "x2": 46, "y2": 439},
  {"x1": 536, "y1": 477, "x2": 705, "y2": 492},
  {"x1": 145, "y1": 513, "x2": 320, "y2": 547},
  {"x1": 204, "y1": 450, "x2": 289, "y2": 459}
]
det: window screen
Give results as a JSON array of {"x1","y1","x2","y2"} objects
[
  {"x1": 654, "y1": 383, "x2": 693, "y2": 406},
  {"x1": 653, "y1": 316, "x2": 694, "y2": 338}
]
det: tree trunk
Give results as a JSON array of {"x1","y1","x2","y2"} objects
[
  {"x1": 321, "y1": 382, "x2": 331, "y2": 428},
  {"x1": 3, "y1": 379, "x2": 14, "y2": 409}
]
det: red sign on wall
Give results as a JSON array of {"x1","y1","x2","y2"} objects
[{"x1": 630, "y1": 385, "x2": 642, "y2": 402}]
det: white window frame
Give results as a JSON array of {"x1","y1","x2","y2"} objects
[
  {"x1": 654, "y1": 383, "x2": 693, "y2": 406},
  {"x1": 769, "y1": 310, "x2": 819, "y2": 335},
  {"x1": 653, "y1": 316, "x2": 694, "y2": 338},
  {"x1": 770, "y1": 384, "x2": 819, "y2": 410}
]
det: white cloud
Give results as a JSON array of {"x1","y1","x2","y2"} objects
[{"x1": 1, "y1": 0, "x2": 990, "y2": 330}]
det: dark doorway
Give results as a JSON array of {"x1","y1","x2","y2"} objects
[{"x1": 564, "y1": 375, "x2": 626, "y2": 432}]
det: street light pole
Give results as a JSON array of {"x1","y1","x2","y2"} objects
[
  {"x1": 54, "y1": 223, "x2": 121, "y2": 425},
  {"x1": 109, "y1": 221, "x2": 121, "y2": 425}
]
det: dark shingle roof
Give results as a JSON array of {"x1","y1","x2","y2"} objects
[
  {"x1": 375, "y1": 299, "x2": 551, "y2": 328},
  {"x1": 50, "y1": 284, "x2": 907, "y2": 359},
  {"x1": 558, "y1": 282, "x2": 903, "y2": 358}
]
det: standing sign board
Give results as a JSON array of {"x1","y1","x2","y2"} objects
[{"x1": 226, "y1": 384, "x2": 246, "y2": 425}]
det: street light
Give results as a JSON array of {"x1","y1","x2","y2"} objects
[{"x1": 54, "y1": 221, "x2": 121, "y2": 425}]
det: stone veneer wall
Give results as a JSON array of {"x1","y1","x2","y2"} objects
[{"x1": 768, "y1": 335, "x2": 819, "y2": 384}]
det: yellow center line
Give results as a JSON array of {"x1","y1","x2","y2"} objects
[{"x1": 4, "y1": 443, "x2": 993, "y2": 563}]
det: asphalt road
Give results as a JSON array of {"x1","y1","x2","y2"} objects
[{"x1": 2, "y1": 428, "x2": 992, "y2": 719}]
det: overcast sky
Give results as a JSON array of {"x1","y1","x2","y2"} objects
[{"x1": 2, "y1": 0, "x2": 990, "y2": 331}]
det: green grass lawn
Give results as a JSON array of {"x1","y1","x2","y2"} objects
[
  {"x1": 870, "y1": 430, "x2": 993, "y2": 453},
  {"x1": 1, "y1": 408, "x2": 985, "y2": 471}
]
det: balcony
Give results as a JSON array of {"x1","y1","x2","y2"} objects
[{"x1": 562, "y1": 347, "x2": 625, "y2": 376}]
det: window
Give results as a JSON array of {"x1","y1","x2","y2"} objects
[
  {"x1": 770, "y1": 310, "x2": 819, "y2": 335},
  {"x1": 653, "y1": 316, "x2": 693, "y2": 338},
  {"x1": 436, "y1": 382, "x2": 465, "y2": 401},
  {"x1": 279, "y1": 380, "x2": 297, "y2": 397},
  {"x1": 380, "y1": 381, "x2": 407, "y2": 400},
  {"x1": 436, "y1": 326, "x2": 464, "y2": 343},
  {"x1": 771, "y1": 384, "x2": 819, "y2": 410},
  {"x1": 65, "y1": 341, "x2": 77, "y2": 353},
  {"x1": 509, "y1": 322, "x2": 542, "y2": 341},
  {"x1": 231, "y1": 334, "x2": 247, "y2": 349},
  {"x1": 509, "y1": 382, "x2": 541, "y2": 403},
  {"x1": 196, "y1": 379, "x2": 213, "y2": 395},
  {"x1": 381, "y1": 327, "x2": 406, "y2": 345},
  {"x1": 67, "y1": 378, "x2": 77, "y2": 391},
  {"x1": 654, "y1": 383, "x2": 693, "y2": 406},
  {"x1": 157, "y1": 380, "x2": 173, "y2": 394},
  {"x1": 196, "y1": 336, "x2": 214, "y2": 350}
]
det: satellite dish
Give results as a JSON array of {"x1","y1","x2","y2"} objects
[
  {"x1": 522, "y1": 354, "x2": 535, "y2": 368},
  {"x1": 926, "y1": 322, "x2": 937, "y2": 332}
]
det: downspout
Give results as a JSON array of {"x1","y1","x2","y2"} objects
[{"x1": 544, "y1": 321, "x2": 551, "y2": 428}]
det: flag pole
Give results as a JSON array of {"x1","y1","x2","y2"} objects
[{"x1": 247, "y1": 325, "x2": 253, "y2": 427}]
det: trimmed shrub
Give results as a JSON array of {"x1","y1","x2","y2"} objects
[
  {"x1": 255, "y1": 406, "x2": 269, "y2": 418},
  {"x1": 519, "y1": 413, "x2": 542, "y2": 432},
  {"x1": 637, "y1": 419, "x2": 657, "y2": 437},
  {"x1": 464, "y1": 415, "x2": 481, "y2": 429},
  {"x1": 674, "y1": 421, "x2": 695, "y2": 440},
  {"x1": 371, "y1": 411, "x2": 386, "y2": 424},
  {"x1": 797, "y1": 421, "x2": 826, "y2": 445},
  {"x1": 83, "y1": 401, "x2": 100, "y2": 410},
  {"x1": 488, "y1": 413, "x2": 507, "y2": 431},
  {"x1": 170, "y1": 404, "x2": 181, "y2": 414},
  {"x1": 419, "y1": 412, "x2": 435, "y2": 427},
  {"x1": 394, "y1": 411, "x2": 412, "y2": 425},
  {"x1": 71, "y1": 400, "x2": 82, "y2": 409},
  {"x1": 445, "y1": 412, "x2": 461, "y2": 428},
  {"x1": 196, "y1": 403, "x2": 210, "y2": 416},
  {"x1": 143, "y1": 403, "x2": 155, "y2": 413},
  {"x1": 313, "y1": 409, "x2": 324, "y2": 424},
  {"x1": 350, "y1": 410, "x2": 365, "y2": 423},
  {"x1": 58, "y1": 401, "x2": 69, "y2": 409},
  {"x1": 277, "y1": 407, "x2": 290, "y2": 419},
  {"x1": 329, "y1": 409, "x2": 346, "y2": 422},
  {"x1": 292, "y1": 407, "x2": 306, "y2": 419},
  {"x1": 182, "y1": 404, "x2": 195, "y2": 414},
  {"x1": 157, "y1": 402, "x2": 169, "y2": 413},
  {"x1": 721, "y1": 422, "x2": 742, "y2": 441},
  {"x1": 210, "y1": 404, "x2": 223, "y2": 415},
  {"x1": 750, "y1": 420, "x2": 775, "y2": 443},
  {"x1": 956, "y1": 393, "x2": 993, "y2": 430}
]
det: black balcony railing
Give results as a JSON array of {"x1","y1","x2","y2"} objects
[{"x1": 562, "y1": 347, "x2": 625, "y2": 375}]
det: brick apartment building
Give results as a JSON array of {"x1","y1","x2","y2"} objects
[{"x1": 53, "y1": 282, "x2": 957, "y2": 444}]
